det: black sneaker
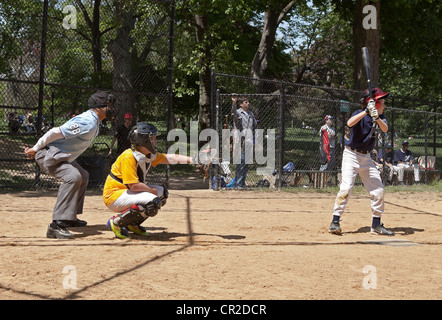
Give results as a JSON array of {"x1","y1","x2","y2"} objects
[
  {"x1": 63, "y1": 219, "x2": 87, "y2": 227},
  {"x1": 328, "y1": 221, "x2": 342, "y2": 235},
  {"x1": 46, "y1": 222, "x2": 74, "y2": 239},
  {"x1": 370, "y1": 223, "x2": 395, "y2": 236}
]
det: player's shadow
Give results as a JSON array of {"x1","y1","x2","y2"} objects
[
  {"x1": 71, "y1": 224, "x2": 109, "y2": 238},
  {"x1": 348, "y1": 226, "x2": 425, "y2": 235},
  {"x1": 72, "y1": 224, "x2": 245, "y2": 241},
  {"x1": 136, "y1": 227, "x2": 246, "y2": 242}
]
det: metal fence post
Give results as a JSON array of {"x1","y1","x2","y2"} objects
[
  {"x1": 278, "y1": 85, "x2": 285, "y2": 189},
  {"x1": 214, "y1": 88, "x2": 220, "y2": 190},
  {"x1": 36, "y1": 0, "x2": 49, "y2": 138}
]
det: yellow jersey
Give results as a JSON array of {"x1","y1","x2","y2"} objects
[{"x1": 103, "y1": 148, "x2": 165, "y2": 207}]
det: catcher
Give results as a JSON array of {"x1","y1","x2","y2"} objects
[{"x1": 103, "y1": 122, "x2": 194, "y2": 239}]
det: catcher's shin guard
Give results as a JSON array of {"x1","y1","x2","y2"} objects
[{"x1": 113, "y1": 197, "x2": 162, "y2": 227}]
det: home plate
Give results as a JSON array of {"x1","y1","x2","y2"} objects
[{"x1": 363, "y1": 239, "x2": 421, "y2": 247}]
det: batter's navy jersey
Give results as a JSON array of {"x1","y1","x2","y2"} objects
[
  {"x1": 345, "y1": 109, "x2": 387, "y2": 152},
  {"x1": 49, "y1": 110, "x2": 100, "y2": 162}
]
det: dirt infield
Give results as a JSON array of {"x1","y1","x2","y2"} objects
[{"x1": 0, "y1": 183, "x2": 441, "y2": 300}]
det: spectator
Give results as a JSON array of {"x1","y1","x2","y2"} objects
[
  {"x1": 339, "y1": 125, "x2": 351, "y2": 150},
  {"x1": 108, "y1": 112, "x2": 135, "y2": 158},
  {"x1": 394, "y1": 140, "x2": 420, "y2": 185},
  {"x1": 319, "y1": 115, "x2": 336, "y2": 171},
  {"x1": 230, "y1": 95, "x2": 257, "y2": 189},
  {"x1": 378, "y1": 143, "x2": 404, "y2": 185}
]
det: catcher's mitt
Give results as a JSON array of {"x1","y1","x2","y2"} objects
[{"x1": 192, "y1": 148, "x2": 218, "y2": 180}]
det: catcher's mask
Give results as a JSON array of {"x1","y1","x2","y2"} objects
[
  {"x1": 88, "y1": 91, "x2": 118, "y2": 121},
  {"x1": 129, "y1": 122, "x2": 160, "y2": 154},
  {"x1": 360, "y1": 87, "x2": 390, "y2": 109}
]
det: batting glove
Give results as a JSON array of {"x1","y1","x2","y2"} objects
[{"x1": 369, "y1": 106, "x2": 379, "y2": 120}]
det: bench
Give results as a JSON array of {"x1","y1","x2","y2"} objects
[
  {"x1": 261, "y1": 170, "x2": 336, "y2": 189},
  {"x1": 403, "y1": 156, "x2": 440, "y2": 185}
]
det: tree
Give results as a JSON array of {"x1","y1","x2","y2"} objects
[
  {"x1": 352, "y1": 0, "x2": 381, "y2": 91},
  {"x1": 250, "y1": 0, "x2": 297, "y2": 81},
  {"x1": 178, "y1": 0, "x2": 255, "y2": 132},
  {"x1": 380, "y1": 0, "x2": 442, "y2": 98},
  {"x1": 281, "y1": 0, "x2": 353, "y2": 87}
]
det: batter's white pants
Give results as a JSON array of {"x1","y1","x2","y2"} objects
[
  {"x1": 397, "y1": 163, "x2": 420, "y2": 182},
  {"x1": 333, "y1": 147, "x2": 384, "y2": 218},
  {"x1": 108, "y1": 186, "x2": 165, "y2": 213}
]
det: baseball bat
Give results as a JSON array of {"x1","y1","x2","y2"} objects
[{"x1": 361, "y1": 47, "x2": 377, "y2": 123}]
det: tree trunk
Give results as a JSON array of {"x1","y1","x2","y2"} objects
[
  {"x1": 107, "y1": 4, "x2": 136, "y2": 127},
  {"x1": 250, "y1": 10, "x2": 279, "y2": 81},
  {"x1": 250, "y1": 1, "x2": 296, "y2": 84},
  {"x1": 194, "y1": 14, "x2": 212, "y2": 133},
  {"x1": 353, "y1": 0, "x2": 381, "y2": 91}
]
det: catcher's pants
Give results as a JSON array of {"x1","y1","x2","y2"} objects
[
  {"x1": 107, "y1": 186, "x2": 165, "y2": 213},
  {"x1": 397, "y1": 163, "x2": 420, "y2": 182},
  {"x1": 333, "y1": 147, "x2": 384, "y2": 218},
  {"x1": 35, "y1": 148, "x2": 89, "y2": 221}
]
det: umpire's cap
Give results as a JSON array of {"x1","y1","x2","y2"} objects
[{"x1": 88, "y1": 91, "x2": 116, "y2": 109}]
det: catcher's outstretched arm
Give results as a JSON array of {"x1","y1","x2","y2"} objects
[{"x1": 161, "y1": 154, "x2": 193, "y2": 165}]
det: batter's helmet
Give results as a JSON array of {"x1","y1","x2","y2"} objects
[
  {"x1": 360, "y1": 87, "x2": 390, "y2": 108},
  {"x1": 129, "y1": 122, "x2": 160, "y2": 154}
]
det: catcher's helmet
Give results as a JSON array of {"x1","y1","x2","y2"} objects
[
  {"x1": 129, "y1": 122, "x2": 160, "y2": 154},
  {"x1": 360, "y1": 87, "x2": 390, "y2": 108}
]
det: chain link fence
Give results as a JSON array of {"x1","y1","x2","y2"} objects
[
  {"x1": 211, "y1": 71, "x2": 441, "y2": 189},
  {"x1": 0, "y1": 0, "x2": 175, "y2": 190}
]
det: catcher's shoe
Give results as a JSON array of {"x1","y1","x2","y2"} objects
[
  {"x1": 107, "y1": 218, "x2": 131, "y2": 239},
  {"x1": 127, "y1": 224, "x2": 149, "y2": 236},
  {"x1": 370, "y1": 223, "x2": 395, "y2": 236},
  {"x1": 328, "y1": 221, "x2": 342, "y2": 235},
  {"x1": 46, "y1": 222, "x2": 74, "y2": 239}
]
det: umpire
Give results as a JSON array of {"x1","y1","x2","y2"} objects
[{"x1": 24, "y1": 91, "x2": 117, "y2": 239}]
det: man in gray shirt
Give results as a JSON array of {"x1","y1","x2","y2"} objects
[{"x1": 230, "y1": 96, "x2": 257, "y2": 189}]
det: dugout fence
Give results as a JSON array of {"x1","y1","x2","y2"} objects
[
  {"x1": 210, "y1": 71, "x2": 442, "y2": 189},
  {"x1": 0, "y1": 0, "x2": 175, "y2": 190}
]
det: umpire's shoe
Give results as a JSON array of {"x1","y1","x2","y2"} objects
[
  {"x1": 62, "y1": 218, "x2": 87, "y2": 227},
  {"x1": 46, "y1": 221, "x2": 75, "y2": 239}
]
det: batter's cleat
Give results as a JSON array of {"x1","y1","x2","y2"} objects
[
  {"x1": 127, "y1": 224, "x2": 149, "y2": 236},
  {"x1": 107, "y1": 218, "x2": 131, "y2": 239},
  {"x1": 46, "y1": 222, "x2": 74, "y2": 239},
  {"x1": 370, "y1": 223, "x2": 395, "y2": 236},
  {"x1": 328, "y1": 221, "x2": 342, "y2": 235}
]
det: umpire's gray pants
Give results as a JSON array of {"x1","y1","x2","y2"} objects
[{"x1": 35, "y1": 148, "x2": 89, "y2": 221}]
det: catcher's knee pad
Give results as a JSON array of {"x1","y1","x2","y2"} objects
[
  {"x1": 114, "y1": 197, "x2": 162, "y2": 227},
  {"x1": 144, "y1": 197, "x2": 162, "y2": 217}
]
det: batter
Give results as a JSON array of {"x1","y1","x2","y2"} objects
[{"x1": 328, "y1": 87, "x2": 394, "y2": 236}]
